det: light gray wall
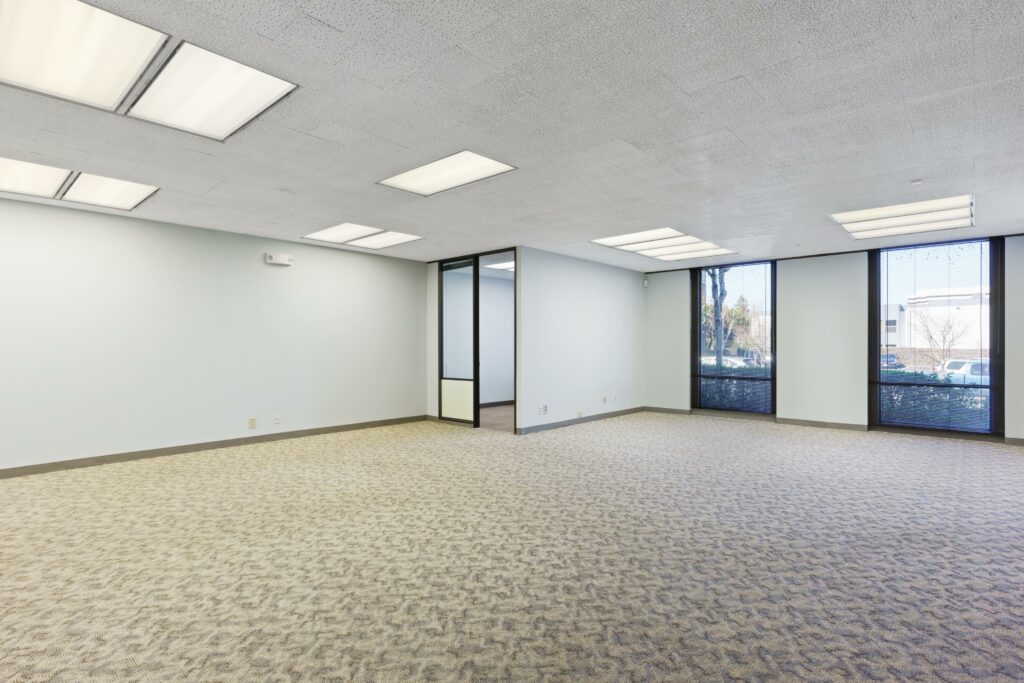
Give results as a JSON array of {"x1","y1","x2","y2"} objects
[
  {"x1": 776, "y1": 253, "x2": 869, "y2": 426},
  {"x1": 644, "y1": 270, "x2": 691, "y2": 411},
  {"x1": 480, "y1": 275, "x2": 515, "y2": 403},
  {"x1": 517, "y1": 247, "x2": 644, "y2": 429},
  {"x1": 0, "y1": 199, "x2": 426, "y2": 470},
  {"x1": 1006, "y1": 236, "x2": 1024, "y2": 439},
  {"x1": 425, "y1": 262, "x2": 438, "y2": 417}
]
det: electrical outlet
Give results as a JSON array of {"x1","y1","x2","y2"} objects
[
  {"x1": 603, "y1": 396, "x2": 607, "y2": 404},
  {"x1": 543, "y1": 405, "x2": 548, "y2": 414},
  {"x1": 248, "y1": 418, "x2": 257, "y2": 429},
  {"x1": 273, "y1": 414, "x2": 280, "y2": 425}
]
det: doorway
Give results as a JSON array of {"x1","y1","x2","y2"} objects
[{"x1": 438, "y1": 248, "x2": 516, "y2": 431}]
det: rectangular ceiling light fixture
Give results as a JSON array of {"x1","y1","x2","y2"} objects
[
  {"x1": 379, "y1": 151, "x2": 515, "y2": 196},
  {"x1": 346, "y1": 231, "x2": 423, "y2": 249},
  {"x1": 485, "y1": 261, "x2": 516, "y2": 270},
  {"x1": 593, "y1": 227, "x2": 733, "y2": 261},
  {"x1": 128, "y1": 42, "x2": 296, "y2": 140},
  {"x1": 0, "y1": 156, "x2": 71, "y2": 197},
  {"x1": 830, "y1": 195, "x2": 974, "y2": 240},
  {"x1": 303, "y1": 224, "x2": 422, "y2": 250},
  {"x1": 0, "y1": 0, "x2": 167, "y2": 110},
  {"x1": 303, "y1": 223, "x2": 383, "y2": 244},
  {"x1": 62, "y1": 173, "x2": 158, "y2": 210}
]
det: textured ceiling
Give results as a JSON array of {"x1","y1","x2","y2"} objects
[{"x1": 2, "y1": 0, "x2": 1023, "y2": 271}]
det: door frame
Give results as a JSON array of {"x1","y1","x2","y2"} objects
[{"x1": 436, "y1": 247, "x2": 517, "y2": 430}]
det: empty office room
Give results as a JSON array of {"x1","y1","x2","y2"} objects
[{"x1": 2, "y1": 0, "x2": 1023, "y2": 680}]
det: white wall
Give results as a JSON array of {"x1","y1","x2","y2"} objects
[
  {"x1": 644, "y1": 270, "x2": 691, "y2": 411},
  {"x1": 480, "y1": 275, "x2": 515, "y2": 403},
  {"x1": 425, "y1": 262, "x2": 438, "y2": 417},
  {"x1": 0, "y1": 199, "x2": 426, "y2": 470},
  {"x1": 776, "y1": 253, "x2": 868, "y2": 426},
  {"x1": 1006, "y1": 236, "x2": 1024, "y2": 440},
  {"x1": 517, "y1": 247, "x2": 644, "y2": 430}
]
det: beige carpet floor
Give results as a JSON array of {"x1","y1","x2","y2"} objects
[{"x1": 2, "y1": 413, "x2": 1023, "y2": 682}]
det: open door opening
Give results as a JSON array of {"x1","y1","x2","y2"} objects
[
  {"x1": 478, "y1": 250, "x2": 516, "y2": 432},
  {"x1": 438, "y1": 248, "x2": 516, "y2": 432}
]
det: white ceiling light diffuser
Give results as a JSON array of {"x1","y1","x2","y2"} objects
[
  {"x1": 128, "y1": 42, "x2": 296, "y2": 140},
  {"x1": 303, "y1": 223, "x2": 383, "y2": 244},
  {"x1": 62, "y1": 173, "x2": 158, "y2": 210},
  {"x1": 830, "y1": 195, "x2": 974, "y2": 240},
  {"x1": 485, "y1": 261, "x2": 516, "y2": 270},
  {"x1": 0, "y1": 0, "x2": 167, "y2": 110},
  {"x1": 379, "y1": 151, "x2": 515, "y2": 196},
  {"x1": 346, "y1": 231, "x2": 423, "y2": 249},
  {"x1": 303, "y1": 224, "x2": 421, "y2": 250},
  {"x1": 593, "y1": 228, "x2": 733, "y2": 262},
  {"x1": 0, "y1": 156, "x2": 71, "y2": 197}
]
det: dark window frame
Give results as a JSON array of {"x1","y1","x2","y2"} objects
[
  {"x1": 690, "y1": 260, "x2": 777, "y2": 414},
  {"x1": 867, "y1": 237, "x2": 1004, "y2": 435}
]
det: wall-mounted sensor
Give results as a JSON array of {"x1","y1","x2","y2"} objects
[{"x1": 265, "y1": 253, "x2": 293, "y2": 266}]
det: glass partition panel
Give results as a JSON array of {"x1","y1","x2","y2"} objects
[{"x1": 440, "y1": 258, "x2": 475, "y2": 422}]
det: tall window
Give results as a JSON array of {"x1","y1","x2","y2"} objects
[
  {"x1": 871, "y1": 239, "x2": 1002, "y2": 433},
  {"x1": 693, "y1": 262, "x2": 775, "y2": 413}
]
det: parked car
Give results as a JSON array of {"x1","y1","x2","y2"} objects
[
  {"x1": 700, "y1": 355, "x2": 747, "y2": 368},
  {"x1": 880, "y1": 353, "x2": 904, "y2": 369},
  {"x1": 933, "y1": 359, "x2": 969, "y2": 375},
  {"x1": 944, "y1": 360, "x2": 989, "y2": 386}
]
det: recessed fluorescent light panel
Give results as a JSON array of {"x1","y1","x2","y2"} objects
[
  {"x1": 830, "y1": 195, "x2": 974, "y2": 240},
  {"x1": 302, "y1": 224, "x2": 421, "y2": 250},
  {"x1": 379, "y1": 151, "x2": 515, "y2": 196},
  {"x1": 0, "y1": 0, "x2": 167, "y2": 110},
  {"x1": 592, "y1": 228, "x2": 733, "y2": 261},
  {"x1": 62, "y1": 173, "x2": 158, "y2": 210},
  {"x1": 0, "y1": 156, "x2": 71, "y2": 197},
  {"x1": 346, "y1": 231, "x2": 423, "y2": 249},
  {"x1": 128, "y1": 42, "x2": 296, "y2": 140},
  {"x1": 485, "y1": 261, "x2": 516, "y2": 271},
  {"x1": 303, "y1": 223, "x2": 383, "y2": 244}
]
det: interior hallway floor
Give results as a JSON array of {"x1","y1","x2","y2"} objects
[
  {"x1": 2, "y1": 413, "x2": 1023, "y2": 682},
  {"x1": 479, "y1": 403, "x2": 515, "y2": 432}
]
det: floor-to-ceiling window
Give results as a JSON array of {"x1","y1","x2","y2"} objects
[
  {"x1": 693, "y1": 262, "x2": 775, "y2": 413},
  {"x1": 870, "y1": 239, "x2": 1003, "y2": 433}
]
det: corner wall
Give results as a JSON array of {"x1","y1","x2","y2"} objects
[
  {"x1": 0, "y1": 199, "x2": 427, "y2": 470},
  {"x1": 644, "y1": 270, "x2": 691, "y2": 411},
  {"x1": 516, "y1": 247, "x2": 645, "y2": 430}
]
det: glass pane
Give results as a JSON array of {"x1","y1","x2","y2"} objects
[
  {"x1": 441, "y1": 260, "x2": 473, "y2": 380},
  {"x1": 699, "y1": 263, "x2": 772, "y2": 377},
  {"x1": 697, "y1": 262, "x2": 773, "y2": 413},
  {"x1": 877, "y1": 240, "x2": 991, "y2": 431},
  {"x1": 877, "y1": 385, "x2": 991, "y2": 433},
  {"x1": 699, "y1": 377, "x2": 772, "y2": 414}
]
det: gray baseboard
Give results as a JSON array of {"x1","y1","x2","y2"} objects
[
  {"x1": 0, "y1": 415, "x2": 428, "y2": 480},
  {"x1": 1006, "y1": 437, "x2": 1024, "y2": 447},
  {"x1": 691, "y1": 408, "x2": 776, "y2": 422},
  {"x1": 480, "y1": 400, "x2": 515, "y2": 408},
  {"x1": 642, "y1": 406, "x2": 692, "y2": 415},
  {"x1": 776, "y1": 417, "x2": 868, "y2": 431},
  {"x1": 516, "y1": 407, "x2": 645, "y2": 435}
]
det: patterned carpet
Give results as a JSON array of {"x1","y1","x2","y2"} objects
[{"x1": 2, "y1": 413, "x2": 1023, "y2": 682}]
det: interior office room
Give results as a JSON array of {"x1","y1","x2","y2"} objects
[{"x1": 0, "y1": 1, "x2": 1022, "y2": 680}]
